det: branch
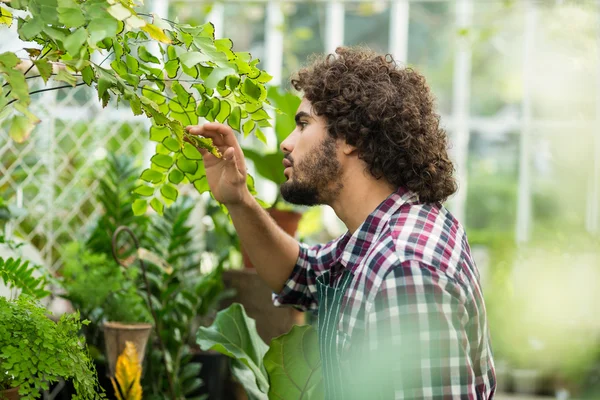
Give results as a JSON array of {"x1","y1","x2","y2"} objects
[
  {"x1": 137, "y1": 12, "x2": 177, "y2": 26},
  {"x1": 6, "y1": 82, "x2": 87, "y2": 106}
]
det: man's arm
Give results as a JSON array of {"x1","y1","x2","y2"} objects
[{"x1": 186, "y1": 122, "x2": 299, "y2": 293}]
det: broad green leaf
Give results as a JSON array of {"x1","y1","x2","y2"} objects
[
  {"x1": 168, "y1": 169, "x2": 184, "y2": 184},
  {"x1": 150, "y1": 125, "x2": 170, "y2": 142},
  {"x1": 268, "y1": 86, "x2": 301, "y2": 144},
  {"x1": 88, "y1": 17, "x2": 118, "y2": 43},
  {"x1": 160, "y1": 183, "x2": 178, "y2": 201},
  {"x1": 231, "y1": 363, "x2": 268, "y2": 400},
  {"x1": 255, "y1": 129, "x2": 267, "y2": 144},
  {"x1": 151, "y1": 154, "x2": 174, "y2": 169},
  {"x1": 226, "y1": 75, "x2": 240, "y2": 90},
  {"x1": 0, "y1": 52, "x2": 19, "y2": 68},
  {"x1": 204, "y1": 67, "x2": 235, "y2": 89},
  {"x1": 133, "y1": 185, "x2": 154, "y2": 197},
  {"x1": 141, "y1": 23, "x2": 171, "y2": 44},
  {"x1": 264, "y1": 325, "x2": 324, "y2": 400},
  {"x1": 179, "y1": 51, "x2": 209, "y2": 69},
  {"x1": 142, "y1": 86, "x2": 166, "y2": 105},
  {"x1": 165, "y1": 59, "x2": 179, "y2": 79},
  {"x1": 256, "y1": 71, "x2": 273, "y2": 84},
  {"x1": 111, "y1": 59, "x2": 128, "y2": 76},
  {"x1": 197, "y1": 304, "x2": 269, "y2": 394},
  {"x1": 176, "y1": 157, "x2": 197, "y2": 174},
  {"x1": 125, "y1": 54, "x2": 139, "y2": 73},
  {"x1": 138, "y1": 46, "x2": 160, "y2": 64},
  {"x1": 243, "y1": 150, "x2": 285, "y2": 185},
  {"x1": 81, "y1": 65, "x2": 94, "y2": 86},
  {"x1": 242, "y1": 119, "x2": 255, "y2": 137},
  {"x1": 54, "y1": 69, "x2": 77, "y2": 86},
  {"x1": 216, "y1": 100, "x2": 231, "y2": 123},
  {"x1": 18, "y1": 18, "x2": 44, "y2": 40},
  {"x1": 242, "y1": 79, "x2": 262, "y2": 102},
  {"x1": 150, "y1": 198, "x2": 164, "y2": 215},
  {"x1": 132, "y1": 199, "x2": 148, "y2": 216},
  {"x1": 163, "y1": 137, "x2": 180, "y2": 152},
  {"x1": 58, "y1": 6, "x2": 86, "y2": 28},
  {"x1": 192, "y1": 178, "x2": 209, "y2": 193},
  {"x1": 182, "y1": 142, "x2": 202, "y2": 160},
  {"x1": 9, "y1": 114, "x2": 37, "y2": 143},
  {"x1": 228, "y1": 106, "x2": 241, "y2": 132},
  {"x1": 140, "y1": 168, "x2": 163, "y2": 183},
  {"x1": 0, "y1": 5, "x2": 13, "y2": 26},
  {"x1": 64, "y1": 27, "x2": 88, "y2": 55},
  {"x1": 250, "y1": 109, "x2": 269, "y2": 121},
  {"x1": 171, "y1": 82, "x2": 191, "y2": 107},
  {"x1": 33, "y1": 59, "x2": 52, "y2": 83}
]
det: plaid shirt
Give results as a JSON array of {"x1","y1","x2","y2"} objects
[{"x1": 273, "y1": 188, "x2": 496, "y2": 399}]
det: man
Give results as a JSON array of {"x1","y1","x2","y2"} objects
[{"x1": 186, "y1": 47, "x2": 496, "y2": 399}]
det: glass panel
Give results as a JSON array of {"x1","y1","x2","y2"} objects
[
  {"x1": 344, "y1": 2, "x2": 390, "y2": 54},
  {"x1": 281, "y1": 2, "x2": 327, "y2": 86},
  {"x1": 407, "y1": 1, "x2": 454, "y2": 115}
]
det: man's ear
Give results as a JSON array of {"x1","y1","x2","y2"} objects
[{"x1": 342, "y1": 141, "x2": 358, "y2": 156}]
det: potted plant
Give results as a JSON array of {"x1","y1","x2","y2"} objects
[{"x1": 0, "y1": 237, "x2": 103, "y2": 399}]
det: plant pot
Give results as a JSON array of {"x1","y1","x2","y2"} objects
[
  {"x1": 511, "y1": 368, "x2": 541, "y2": 395},
  {"x1": 0, "y1": 387, "x2": 20, "y2": 400},
  {"x1": 242, "y1": 208, "x2": 302, "y2": 269},
  {"x1": 102, "y1": 321, "x2": 152, "y2": 377},
  {"x1": 221, "y1": 269, "x2": 305, "y2": 344}
]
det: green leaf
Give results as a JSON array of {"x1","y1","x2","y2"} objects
[
  {"x1": 132, "y1": 199, "x2": 148, "y2": 216},
  {"x1": 242, "y1": 119, "x2": 255, "y2": 137},
  {"x1": 192, "y1": 178, "x2": 209, "y2": 193},
  {"x1": 255, "y1": 128, "x2": 267, "y2": 144},
  {"x1": 140, "y1": 168, "x2": 163, "y2": 183},
  {"x1": 55, "y1": 69, "x2": 77, "y2": 87},
  {"x1": 110, "y1": 59, "x2": 128, "y2": 76},
  {"x1": 125, "y1": 54, "x2": 139, "y2": 73},
  {"x1": 64, "y1": 27, "x2": 88, "y2": 55},
  {"x1": 242, "y1": 79, "x2": 262, "y2": 102},
  {"x1": 57, "y1": 0, "x2": 86, "y2": 28},
  {"x1": 264, "y1": 325, "x2": 324, "y2": 400},
  {"x1": 197, "y1": 304, "x2": 269, "y2": 394},
  {"x1": 250, "y1": 109, "x2": 269, "y2": 121},
  {"x1": 9, "y1": 114, "x2": 37, "y2": 143},
  {"x1": 228, "y1": 106, "x2": 241, "y2": 132},
  {"x1": 18, "y1": 18, "x2": 44, "y2": 40},
  {"x1": 172, "y1": 82, "x2": 191, "y2": 107},
  {"x1": 150, "y1": 125, "x2": 170, "y2": 142},
  {"x1": 160, "y1": 183, "x2": 178, "y2": 201},
  {"x1": 256, "y1": 71, "x2": 273, "y2": 84},
  {"x1": 216, "y1": 100, "x2": 231, "y2": 123},
  {"x1": 107, "y1": 3, "x2": 131, "y2": 20},
  {"x1": 81, "y1": 65, "x2": 94, "y2": 86},
  {"x1": 88, "y1": 17, "x2": 119, "y2": 44},
  {"x1": 182, "y1": 142, "x2": 202, "y2": 160},
  {"x1": 33, "y1": 59, "x2": 52, "y2": 83},
  {"x1": 179, "y1": 52, "x2": 210, "y2": 69},
  {"x1": 163, "y1": 137, "x2": 180, "y2": 152},
  {"x1": 150, "y1": 198, "x2": 164, "y2": 215},
  {"x1": 151, "y1": 154, "x2": 174, "y2": 169},
  {"x1": 133, "y1": 185, "x2": 154, "y2": 197},
  {"x1": 204, "y1": 67, "x2": 235, "y2": 89},
  {"x1": 168, "y1": 168, "x2": 184, "y2": 184},
  {"x1": 138, "y1": 46, "x2": 160, "y2": 64},
  {"x1": 176, "y1": 157, "x2": 198, "y2": 174},
  {"x1": 243, "y1": 150, "x2": 285, "y2": 185},
  {"x1": 165, "y1": 59, "x2": 179, "y2": 79}
]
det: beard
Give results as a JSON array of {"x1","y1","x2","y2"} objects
[{"x1": 280, "y1": 135, "x2": 343, "y2": 206}]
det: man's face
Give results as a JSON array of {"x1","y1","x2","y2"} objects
[{"x1": 279, "y1": 98, "x2": 343, "y2": 206}]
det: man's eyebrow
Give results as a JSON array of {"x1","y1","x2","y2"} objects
[{"x1": 295, "y1": 111, "x2": 311, "y2": 124}]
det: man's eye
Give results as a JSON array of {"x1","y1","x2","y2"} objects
[{"x1": 299, "y1": 121, "x2": 308, "y2": 129}]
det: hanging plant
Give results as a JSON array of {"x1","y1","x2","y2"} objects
[{"x1": 0, "y1": 0, "x2": 272, "y2": 215}]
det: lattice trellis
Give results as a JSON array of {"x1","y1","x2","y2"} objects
[{"x1": 0, "y1": 83, "x2": 150, "y2": 271}]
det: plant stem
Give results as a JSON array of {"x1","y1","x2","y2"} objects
[{"x1": 6, "y1": 82, "x2": 87, "y2": 107}]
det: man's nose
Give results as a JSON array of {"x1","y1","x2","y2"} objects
[{"x1": 280, "y1": 132, "x2": 296, "y2": 154}]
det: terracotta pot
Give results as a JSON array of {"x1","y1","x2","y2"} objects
[
  {"x1": 103, "y1": 322, "x2": 152, "y2": 377},
  {"x1": 0, "y1": 387, "x2": 20, "y2": 400},
  {"x1": 221, "y1": 269, "x2": 305, "y2": 344},
  {"x1": 242, "y1": 208, "x2": 302, "y2": 269}
]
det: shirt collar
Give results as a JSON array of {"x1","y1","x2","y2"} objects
[{"x1": 339, "y1": 187, "x2": 419, "y2": 273}]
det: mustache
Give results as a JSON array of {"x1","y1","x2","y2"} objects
[{"x1": 284, "y1": 154, "x2": 294, "y2": 166}]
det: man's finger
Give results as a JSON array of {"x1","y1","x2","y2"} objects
[{"x1": 186, "y1": 123, "x2": 238, "y2": 147}]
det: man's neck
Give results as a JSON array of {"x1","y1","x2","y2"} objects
[{"x1": 329, "y1": 166, "x2": 397, "y2": 234}]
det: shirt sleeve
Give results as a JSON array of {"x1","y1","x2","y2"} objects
[
  {"x1": 361, "y1": 260, "x2": 480, "y2": 399},
  {"x1": 272, "y1": 237, "x2": 342, "y2": 312}
]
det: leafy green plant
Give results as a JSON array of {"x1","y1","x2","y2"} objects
[
  {"x1": 0, "y1": 295, "x2": 104, "y2": 399},
  {"x1": 197, "y1": 303, "x2": 324, "y2": 400},
  {"x1": 141, "y1": 196, "x2": 227, "y2": 399},
  {"x1": 0, "y1": 0, "x2": 272, "y2": 217}
]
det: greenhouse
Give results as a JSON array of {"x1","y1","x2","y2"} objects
[{"x1": 0, "y1": 0, "x2": 599, "y2": 399}]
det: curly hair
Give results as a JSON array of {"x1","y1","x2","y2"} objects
[{"x1": 291, "y1": 47, "x2": 457, "y2": 204}]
